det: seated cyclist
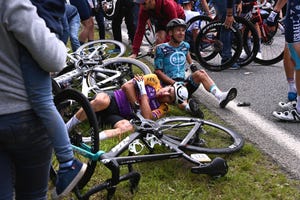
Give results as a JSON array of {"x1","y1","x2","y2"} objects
[
  {"x1": 66, "y1": 74, "x2": 188, "y2": 140},
  {"x1": 154, "y1": 18, "x2": 238, "y2": 118}
]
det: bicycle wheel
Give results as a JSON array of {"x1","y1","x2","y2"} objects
[
  {"x1": 195, "y1": 20, "x2": 243, "y2": 71},
  {"x1": 254, "y1": 18, "x2": 284, "y2": 65},
  {"x1": 86, "y1": 57, "x2": 152, "y2": 94},
  {"x1": 156, "y1": 116, "x2": 244, "y2": 154},
  {"x1": 51, "y1": 89, "x2": 99, "y2": 189},
  {"x1": 185, "y1": 15, "x2": 212, "y2": 59},
  {"x1": 235, "y1": 16, "x2": 260, "y2": 67},
  {"x1": 75, "y1": 39, "x2": 126, "y2": 60}
]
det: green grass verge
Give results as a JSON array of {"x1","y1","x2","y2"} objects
[{"x1": 50, "y1": 33, "x2": 300, "y2": 200}]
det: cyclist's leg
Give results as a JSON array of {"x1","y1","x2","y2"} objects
[{"x1": 283, "y1": 45, "x2": 297, "y2": 101}]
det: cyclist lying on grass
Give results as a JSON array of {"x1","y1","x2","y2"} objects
[
  {"x1": 66, "y1": 74, "x2": 188, "y2": 140},
  {"x1": 154, "y1": 18, "x2": 238, "y2": 119}
]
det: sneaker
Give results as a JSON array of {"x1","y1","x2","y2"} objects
[
  {"x1": 189, "y1": 99, "x2": 204, "y2": 119},
  {"x1": 278, "y1": 101, "x2": 297, "y2": 111},
  {"x1": 256, "y1": 52, "x2": 262, "y2": 59},
  {"x1": 229, "y1": 63, "x2": 240, "y2": 70},
  {"x1": 219, "y1": 88, "x2": 237, "y2": 108},
  {"x1": 272, "y1": 108, "x2": 300, "y2": 122},
  {"x1": 52, "y1": 159, "x2": 87, "y2": 199},
  {"x1": 288, "y1": 92, "x2": 297, "y2": 101},
  {"x1": 240, "y1": 49, "x2": 247, "y2": 59}
]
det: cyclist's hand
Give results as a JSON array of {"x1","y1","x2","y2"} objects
[
  {"x1": 129, "y1": 53, "x2": 137, "y2": 59},
  {"x1": 267, "y1": 10, "x2": 279, "y2": 27},
  {"x1": 135, "y1": 75, "x2": 147, "y2": 96}
]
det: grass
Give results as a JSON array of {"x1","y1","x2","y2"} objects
[{"x1": 50, "y1": 32, "x2": 300, "y2": 199}]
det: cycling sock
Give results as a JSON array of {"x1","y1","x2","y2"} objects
[
  {"x1": 65, "y1": 115, "x2": 81, "y2": 132},
  {"x1": 287, "y1": 79, "x2": 296, "y2": 93},
  {"x1": 99, "y1": 131, "x2": 108, "y2": 140},
  {"x1": 209, "y1": 84, "x2": 222, "y2": 100}
]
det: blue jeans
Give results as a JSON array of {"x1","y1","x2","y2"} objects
[
  {"x1": 214, "y1": 0, "x2": 234, "y2": 61},
  {"x1": 0, "y1": 110, "x2": 52, "y2": 200},
  {"x1": 69, "y1": 12, "x2": 81, "y2": 51},
  {"x1": 18, "y1": 45, "x2": 74, "y2": 164},
  {"x1": 62, "y1": 4, "x2": 81, "y2": 51}
]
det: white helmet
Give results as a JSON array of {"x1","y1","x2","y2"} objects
[{"x1": 173, "y1": 82, "x2": 188, "y2": 104}]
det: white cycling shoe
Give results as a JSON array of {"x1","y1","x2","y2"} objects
[
  {"x1": 272, "y1": 108, "x2": 300, "y2": 122},
  {"x1": 278, "y1": 101, "x2": 297, "y2": 111}
]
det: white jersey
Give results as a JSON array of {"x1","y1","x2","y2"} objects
[{"x1": 184, "y1": 10, "x2": 200, "y2": 32}]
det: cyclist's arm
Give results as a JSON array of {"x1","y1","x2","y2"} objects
[
  {"x1": 154, "y1": 46, "x2": 176, "y2": 85},
  {"x1": 152, "y1": 103, "x2": 168, "y2": 119},
  {"x1": 273, "y1": 0, "x2": 287, "y2": 12},
  {"x1": 121, "y1": 79, "x2": 138, "y2": 106}
]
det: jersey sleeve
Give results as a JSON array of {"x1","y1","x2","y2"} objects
[{"x1": 154, "y1": 45, "x2": 164, "y2": 70}]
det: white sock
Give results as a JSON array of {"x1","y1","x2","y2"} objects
[
  {"x1": 288, "y1": 81, "x2": 296, "y2": 93},
  {"x1": 210, "y1": 85, "x2": 222, "y2": 101},
  {"x1": 65, "y1": 115, "x2": 81, "y2": 132}
]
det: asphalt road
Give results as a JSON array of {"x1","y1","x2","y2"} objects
[{"x1": 119, "y1": 26, "x2": 300, "y2": 179}]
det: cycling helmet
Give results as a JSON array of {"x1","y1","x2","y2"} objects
[
  {"x1": 173, "y1": 82, "x2": 188, "y2": 104},
  {"x1": 178, "y1": 0, "x2": 191, "y2": 4},
  {"x1": 166, "y1": 18, "x2": 187, "y2": 32}
]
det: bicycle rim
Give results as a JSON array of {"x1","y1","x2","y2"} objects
[
  {"x1": 235, "y1": 16, "x2": 260, "y2": 67},
  {"x1": 156, "y1": 116, "x2": 244, "y2": 154},
  {"x1": 254, "y1": 20, "x2": 284, "y2": 65},
  {"x1": 75, "y1": 39, "x2": 126, "y2": 60},
  {"x1": 195, "y1": 21, "x2": 243, "y2": 71},
  {"x1": 52, "y1": 89, "x2": 99, "y2": 189},
  {"x1": 86, "y1": 57, "x2": 152, "y2": 94}
]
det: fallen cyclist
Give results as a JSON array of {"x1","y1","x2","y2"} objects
[
  {"x1": 154, "y1": 18, "x2": 238, "y2": 119},
  {"x1": 66, "y1": 74, "x2": 189, "y2": 140}
]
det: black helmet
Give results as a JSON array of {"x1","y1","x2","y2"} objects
[{"x1": 166, "y1": 18, "x2": 187, "y2": 32}]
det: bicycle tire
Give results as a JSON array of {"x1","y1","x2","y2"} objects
[
  {"x1": 185, "y1": 15, "x2": 212, "y2": 59},
  {"x1": 195, "y1": 20, "x2": 243, "y2": 71},
  {"x1": 254, "y1": 18, "x2": 284, "y2": 65},
  {"x1": 51, "y1": 89, "x2": 99, "y2": 189},
  {"x1": 235, "y1": 16, "x2": 260, "y2": 67},
  {"x1": 156, "y1": 116, "x2": 244, "y2": 154},
  {"x1": 86, "y1": 57, "x2": 152, "y2": 94},
  {"x1": 75, "y1": 39, "x2": 126, "y2": 60}
]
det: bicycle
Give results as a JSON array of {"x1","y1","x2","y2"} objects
[
  {"x1": 193, "y1": 19, "x2": 243, "y2": 71},
  {"x1": 51, "y1": 89, "x2": 244, "y2": 199},
  {"x1": 241, "y1": 1, "x2": 285, "y2": 65},
  {"x1": 52, "y1": 40, "x2": 152, "y2": 97}
]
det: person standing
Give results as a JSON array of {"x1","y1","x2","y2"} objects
[
  {"x1": 270, "y1": 0, "x2": 300, "y2": 121},
  {"x1": 130, "y1": 0, "x2": 185, "y2": 58},
  {"x1": 0, "y1": 0, "x2": 67, "y2": 199}
]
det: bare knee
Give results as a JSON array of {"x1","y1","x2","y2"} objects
[
  {"x1": 91, "y1": 93, "x2": 110, "y2": 112},
  {"x1": 114, "y1": 120, "x2": 134, "y2": 134}
]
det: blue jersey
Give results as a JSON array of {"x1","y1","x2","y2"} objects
[
  {"x1": 154, "y1": 41, "x2": 190, "y2": 80},
  {"x1": 285, "y1": 0, "x2": 300, "y2": 43}
]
